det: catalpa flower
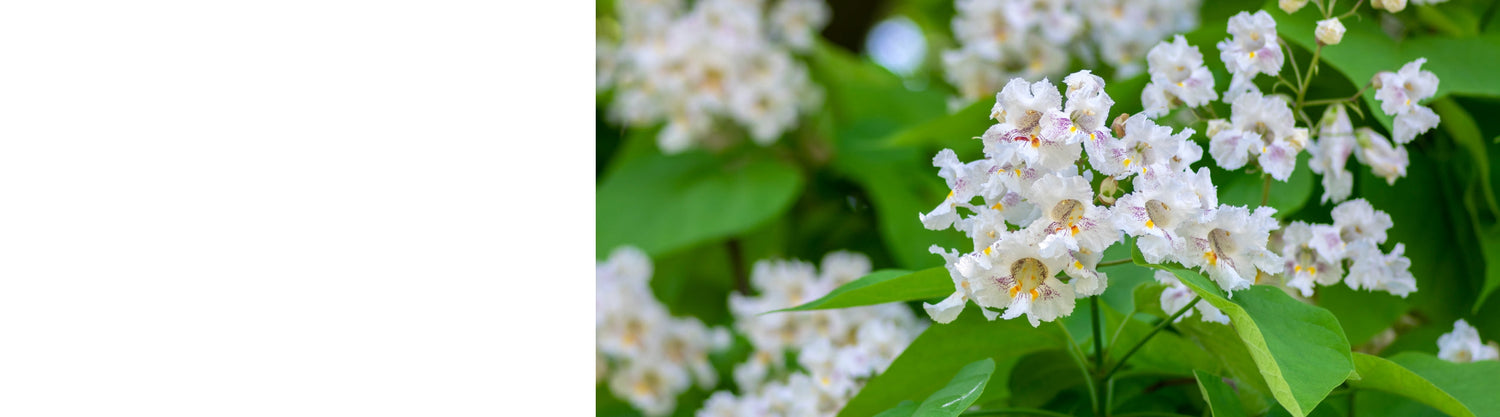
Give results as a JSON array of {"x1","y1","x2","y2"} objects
[
  {"x1": 1278, "y1": 221, "x2": 1347, "y2": 297},
  {"x1": 768, "y1": 0, "x2": 830, "y2": 52},
  {"x1": 1217, "y1": 11, "x2": 1284, "y2": 102},
  {"x1": 1180, "y1": 205, "x2": 1282, "y2": 294},
  {"x1": 1025, "y1": 173, "x2": 1120, "y2": 259},
  {"x1": 961, "y1": 228, "x2": 1077, "y2": 327},
  {"x1": 1209, "y1": 91, "x2": 1306, "y2": 181},
  {"x1": 1115, "y1": 168, "x2": 1205, "y2": 264},
  {"x1": 924, "y1": 245, "x2": 999, "y2": 323},
  {"x1": 1353, "y1": 127, "x2": 1410, "y2": 185},
  {"x1": 1142, "y1": 35, "x2": 1218, "y2": 116},
  {"x1": 611, "y1": 357, "x2": 692, "y2": 417},
  {"x1": 1331, "y1": 198, "x2": 1393, "y2": 245},
  {"x1": 1374, "y1": 58, "x2": 1441, "y2": 144},
  {"x1": 1438, "y1": 319, "x2": 1500, "y2": 363},
  {"x1": 1344, "y1": 240, "x2": 1416, "y2": 297},
  {"x1": 983, "y1": 78, "x2": 1081, "y2": 171},
  {"x1": 1308, "y1": 104, "x2": 1357, "y2": 203}
]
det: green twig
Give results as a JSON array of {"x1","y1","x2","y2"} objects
[
  {"x1": 1099, "y1": 258, "x2": 1133, "y2": 267},
  {"x1": 1055, "y1": 321, "x2": 1100, "y2": 416},
  {"x1": 1102, "y1": 297, "x2": 1200, "y2": 380},
  {"x1": 1260, "y1": 174, "x2": 1272, "y2": 207}
]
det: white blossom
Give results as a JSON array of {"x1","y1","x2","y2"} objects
[
  {"x1": 1353, "y1": 127, "x2": 1410, "y2": 185},
  {"x1": 1344, "y1": 240, "x2": 1417, "y2": 297},
  {"x1": 769, "y1": 0, "x2": 830, "y2": 52},
  {"x1": 1437, "y1": 319, "x2": 1500, "y2": 363},
  {"x1": 1116, "y1": 169, "x2": 1205, "y2": 264},
  {"x1": 611, "y1": 358, "x2": 692, "y2": 417},
  {"x1": 1217, "y1": 11, "x2": 1284, "y2": 102},
  {"x1": 1374, "y1": 58, "x2": 1441, "y2": 144},
  {"x1": 1142, "y1": 35, "x2": 1218, "y2": 116},
  {"x1": 1332, "y1": 198, "x2": 1394, "y2": 244},
  {"x1": 1309, "y1": 104, "x2": 1357, "y2": 203},
  {"x1": 1372, "y1": 0, "x2": 1408, "y2": 12},
  {"x1": 1210, "y1": 91, "x2": 1303, "y2": 180},
  {"x1": 1277, "y1": 221, "x2": 1347, "y2": 297},
  {"x1": 962, "y1": 228, "x2": 1077, "y2": 327},
  {"x1": 1180, "y1": 205, "x2": 1282, "y2": 294}
]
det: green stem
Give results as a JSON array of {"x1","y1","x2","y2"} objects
[
  {"x1": 1091, "y1": 297, "x2": 1109, "y2": 417},
  {"x1": 962, "y1": 408, "x2": 1077, "y2": 417},
  {"x1": 1102, "y1": 297, "x2": 1201, "y2": 381},
  {"x1": 1055, "y1": 321, "x2": 1100, "y2": 416},
  {"x1": 1091, "y1": 297, "x2": 1105, "y2": 370},
  {"x1": 1098, "y1": 258, "x2": 1133, "y2": 267},
  {"x1": 1340, "y1": 0, "x2": 1366, "y2": 18},
  {"x1": 1260, "y1": 174, "x2": 1272, "y2": 207}
]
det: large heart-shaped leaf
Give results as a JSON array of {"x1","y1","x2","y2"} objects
[
  {"x1": 596, "y1": 152, "x2": 803, "y2": 258},
  {"x1": 1135, "y1": 254, "x2": 1355, "y2": 416},
  {"x1": 777, "y1": 267, "x2": 950, "y2": 312}
]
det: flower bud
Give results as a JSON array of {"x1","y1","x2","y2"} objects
[
  {"x1": 1316, "y1": 18, "x2": 1346, "y2": 45},
  {"x1": 1098, "y1": 176, "x2": 1119, "y2": 206},
  {"x1": 1112, "y1": 113, "x2": 1130, "y2": 138},
  {"x1": 1280, "y1": 0, "x2": 1310, "y2": 13},
  {"x1": 1206, "y1": 119, "x2": 1230, "y2": 137}
]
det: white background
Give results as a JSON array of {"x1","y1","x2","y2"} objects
[{"x1": 0, "y1": 1, "x2": 587, "y2": 415}]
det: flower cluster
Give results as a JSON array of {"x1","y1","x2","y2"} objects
[
  {"x1": 1437, "y1": 319, "x2": 1500, "y2": 363},
  {"x1": 920, "y1": 70, "x2": 1291, "y2": 327},
  {"x1": 701, "y1": 252, "x2": 922, "y2": 416},
  {"x1": 1271, "y1": 199, "x2": 1415, "y2": 298},
  {"x1": 597, "y1": 247, "x2": 731, "y2": 417},
  {"x1": 597, "y1": 0, "x2": 829, "y2": 153},
  {"x1": 941, "y1": 0, "x2": 1203, "y2": 102}
]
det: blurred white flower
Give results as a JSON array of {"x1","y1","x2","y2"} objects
[
  {"x1": 1142, "y1": 35, "x2": 1218, "y2": 116},
  {"x1": 1154, "y1": 270, "x2": 1231, "y2": 324},
  {"x1": 1217, "y1": 11, "x2": 1284, "y2": 102},
  {"x1": 1309, "y1": 104, "x2": 1357, "y2": 203},
  {"x1": 1437, "y1": 319, "x2": 1500, "y2": 363}
]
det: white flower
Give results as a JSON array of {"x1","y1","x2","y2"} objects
[
  {"x1": 1180, "y1": 205, "x2": 1282, "y2": 294},
  {"x1": 1142, "y1": 35, "x2": 1218, "y2": 116},
  {"x1": 1116, "y1": 169, "x2": 1204, "y2": 264},
  {"x1": 769, "y1": 0, "x2": 830, "y2": 52},
  {"x1": 1309, "y1": 104, "x2": 1357, "y2": 203},
  {"x1": 610, "y1": 357, "x2": 692, "y2": 417},
  {"x1": 819, "y1": 251, "x2": 872, "y2": 287},
  {"x1": 1344, "y1": 240, "x2": 1417, "y2": 297},
  {"x1": 1331, "y1": 198, "x2": 1394, "y2": 244},
  {"x1": 1352, "y1": 128, "x2": 1410, "y2": 184},
  {"x1": 1218, "y1": 11, "x2": 1284, "y2": 102},
  {"x1": 1210, "y1": 91, "x2": 1302, "y2": 180},
  {"x1": 1063, "y1": 70, "x2": 1116, "y2": 144},
  {"x1": 1154, "y1": 271, "x2": 1230, "y2": 324},
  {"x1": 920, "y1": 149, "x2": 998, "y2": 230},
  {"x1": 1025, "y1": 174, "x2": 1120, "y2": 258},
  {"x1": 1437, "y1": 319, "x2": 1500, "y2": 363},
  {"x1": 1316, "y1": 18, "x2": 1345, "y2": 45},
  {"x1": 1277, "y1": 221, "x2": 1347, "y2": 297},
  {"x1": 1374, "y1": 58, "x2": 1441, "y2": 144},
  {"x1": 962, "y1": 228, "x2": 1077, "y2": 327}
]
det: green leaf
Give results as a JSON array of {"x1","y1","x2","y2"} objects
[
  {"x1": 882, "y1": 100, "x2": 991, "y2": 149},
  {"x1": 912, "y1": 358, "x2": 997, "y2": 417},
  {"x1": 777, "y1": 267, "x2": 951, "y2": 312},
  {"x1": 1007, "y1": 350, "x2": 1087, "y2": 409},
  {"x1": 596, "y1": 151, "x2": 803, "y2": 258},
  {"x1": 839, "y1": 308, "x2": 1064, "y2": 417},
  {"x1": 1135, "y1": 258, "x2": 1355, "y2": 417},
  {"x1": 833, "y1": 146, "x2": 971, "y2": 269},
  {"x1": 1347, "y1": 353, "x2": 1475, "y2": 417},
  {"x1": 1196, "y1": 370, "x2": 1251, "y2": 417},
  {"x1": 1430, "y1": 99, "x2": 1500, "y2": 312},
  {"x1": 874, "y1": 401, "x2": 919, "y2": 417},
  {"x1": 1384, "y1": 352, "x2": 1500, "y2": 417}
]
